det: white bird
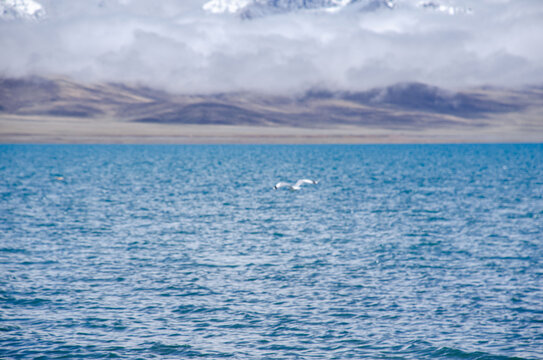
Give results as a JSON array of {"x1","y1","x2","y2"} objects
[{"x1": 274, "y1": 179, "x2": 319, "y2": 190}]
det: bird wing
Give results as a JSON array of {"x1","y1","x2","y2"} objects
[
  {"x1": 274, "y1": 182, "x2": 291, "y2": 189},
  {"x1": 294, "y1": 179, "x2": 317, "y2": 187}
]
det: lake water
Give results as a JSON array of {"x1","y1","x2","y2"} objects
[{"x1": 1, "y1": 144, "x2": 542, "y2": 359}]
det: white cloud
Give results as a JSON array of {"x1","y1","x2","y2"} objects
[{"x1": 0, "y1": 0, "x2": 542, "y2": 93}]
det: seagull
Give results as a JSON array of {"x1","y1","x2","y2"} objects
[{"x1": 274, "y1": 179, "x2": 319, "y2": 190}]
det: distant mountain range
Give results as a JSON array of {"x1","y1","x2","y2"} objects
[
  {"x1": 203, "y1": 0, "x2": 471, "y2": 17},
  {"x1": 1, "y1": 76, "x2": 540, "y2": 130},
  {"x1": 0, "y1": 0, "x2": 471, "y2": 22}
]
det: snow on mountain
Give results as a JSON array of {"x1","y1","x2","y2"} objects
[
  {"x1": 418, "y1": 1, "x2": 472, "y2": 15},
  {"x1": 202, "y1": 0, "x2": 472, "y2": 17},
  {"x1": 0, "y1": 0, "x2": 45, "y2": 20},
  {"x1": 204, "y1": 0, "x2": 395, "y2": 16},
  {"x1": 0, "y1": 0, "x2": 471, "y2": 21},
  {"x1": 203, "y1": 0, "x2": 254, "y2": 14}
]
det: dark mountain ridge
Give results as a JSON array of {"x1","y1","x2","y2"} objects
[{"x1": 0, "y1": 76, "x2": 540, "y2": 130}]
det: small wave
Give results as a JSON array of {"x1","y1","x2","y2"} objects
[
  {"x1": 173, "y1": 304, "x2": 228, "y2": 315},
  {"x1": 0, "y1": 247, "x2": 28, "y2": 253},
  {"x1": 2, "y1": 296, "x2": 52, "y2": 307},
  {"x1": 145, "y1": 342, "x2": 234, "y2": 358},
  {"x1": 403, "y1": 341, "x2": 531, "y2": 360},
  {"x1": 431, "y1": 346, "x2": 529, "y2": 360}
]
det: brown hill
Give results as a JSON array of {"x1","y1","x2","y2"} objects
[{"x1": 1, "y1": 76, "x2": 542, "y2": 143}]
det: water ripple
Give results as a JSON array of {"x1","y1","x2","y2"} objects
[{"x1": 0, "y1": 144, "x2": 541, "y2": 359}]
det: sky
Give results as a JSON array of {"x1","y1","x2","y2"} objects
[{"x1": 0, "y1": 0, "x2": 542, "y2": 94}]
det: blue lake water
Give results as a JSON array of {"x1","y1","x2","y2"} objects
[{"x1": 0, "y1": 144, "x2": 542, "y2": 359}]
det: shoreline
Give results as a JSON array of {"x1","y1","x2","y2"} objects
[
  {"x1": 1, "y1": 114, "x2": 542, "y2": 144},
  {"x1": 3, "y1": 135, "x2": 542, "y2": 145}
]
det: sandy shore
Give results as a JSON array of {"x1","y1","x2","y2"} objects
[{"x1": 1, "y1": 114, "x2": 542, "y2": 144}]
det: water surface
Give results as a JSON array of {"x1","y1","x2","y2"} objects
[{"x1": 1, "y1": 144, "x2": 542, "y2": 359}]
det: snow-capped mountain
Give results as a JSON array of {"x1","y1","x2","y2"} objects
[
  {"x1": 0, "y1": 0, "x2": 471, "y2": 22},
  {"x1": 418, "y1": 1, "x2": 472, "y2": 15},
  {"x1": 0, "y1": 0, "x2": 45, "y2": 20},
  {"x1": 204, "y1": 0, "x2": 395, "y2": 16},
  {"x1": 202, "y1": 0, "x2": 472, "y2": 17}
]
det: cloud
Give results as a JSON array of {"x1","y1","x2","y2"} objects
[{"x1": 0, "y1": 0, "x2": 542, "y2": 94}]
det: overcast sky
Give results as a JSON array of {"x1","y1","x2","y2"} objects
[{"x1": 1, "y1": 0, "x2": 542, "y2": 94}]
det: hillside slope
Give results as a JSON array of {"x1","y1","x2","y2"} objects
[{"x1": 1, "y1": 76, "x2": 542, "y2": 143}]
